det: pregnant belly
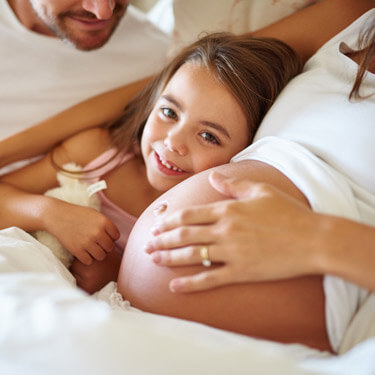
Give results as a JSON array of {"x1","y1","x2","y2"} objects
[{"x1": 116, "y1": 194, "x2": 329, "y2": 350}]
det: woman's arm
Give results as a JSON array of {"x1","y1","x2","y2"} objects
[
  {"x1": 146, "y1": 172, "x2": 375, "y2": 293},
  {"x1": 251, "y1": 0, "x2": 375, "y2": 63},
  {"x1": 0, "y1": 76, "x2": 151, "y2": 168}
]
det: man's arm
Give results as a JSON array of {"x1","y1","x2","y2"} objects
[
  {"x1": 251, "y1": 0, "x2": 375, "y2": 63},
  {"x1": 0, "y1": 76, "x2": 151, "y2": 168}
]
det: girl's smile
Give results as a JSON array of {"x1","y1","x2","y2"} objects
[{"x1": 153, "y1": 151, "x2": 187, "y2": 175}]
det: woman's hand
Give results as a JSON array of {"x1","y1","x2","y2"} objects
[
  {"x1": 70, "y1": 249, "x2": 122, "y2": 294},
  {"x1": 146, "y1": 172, "x2": 321, "y2": 293},
  {"x1": 45, "y1": 198, "x2": 120, "y2": 265}
]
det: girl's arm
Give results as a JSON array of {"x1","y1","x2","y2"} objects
[
  {"x1": 0, "y1": 76, "x2": 151, "y2": 168},
  {"x1": 147, "y1": 172, "x2": 375, "y2": 293},
  {"x1": 0, "y1": 182, "x2": 116, "y2": 265},
  {"x1": 251, "y1": 0, "x2": 375, "y2": 63},
  {"x1": 70, "y1": 249, "x2": 123, "y2": 294},
  {"x1": 0, "y1": 128, "x2": 120, "y2": 264}
]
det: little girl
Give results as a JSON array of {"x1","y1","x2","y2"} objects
[{"x1": 0, "y1": 33, "x2": 301, "y2": 292}]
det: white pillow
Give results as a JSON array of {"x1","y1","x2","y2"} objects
[
  {"x1": 170, "y1": 0, "x2": 319, "y2": 54},
  {"x1": 147, "y1": 0, "x2": 175, "y2": 35}
]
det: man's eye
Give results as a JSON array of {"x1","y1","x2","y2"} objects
[
  {"x1": 161, "y1": 107, "x2": 178, "y2": 120},
  {"x1": 201, "y1": 132, "x2": 220, "y2": 145}
]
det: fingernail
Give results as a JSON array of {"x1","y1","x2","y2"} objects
[
  {"x1": 169, "y1": 279, "x2": 182, "y2": 293},
  {"x1": 144, "y1": 241, "x2": 154, "y2": 254},
  {"x1": 151, "y1": 252, "x2": 161, "y2": 264},
  {"x1": 151, "y1": 224, "x2": 161, "y2": 235}
]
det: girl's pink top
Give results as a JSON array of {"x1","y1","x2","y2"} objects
[{"x1": 83, "y1": 148, "x2": 137, "y2": 254}]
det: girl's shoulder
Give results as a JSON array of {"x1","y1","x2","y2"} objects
[{"x1": 52, "y1": 127, "x2": 114, "y2": 168}]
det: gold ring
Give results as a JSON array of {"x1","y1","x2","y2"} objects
[{"x1": 200, "y1": 245, "x2": 211, "y2": 267}]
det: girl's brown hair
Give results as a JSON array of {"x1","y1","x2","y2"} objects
[
  {"x1": 350, "y1": 17, "x2": 375, "y2": 100},
  {"x1": 107, "y1": 32, "x2": 302, "y2": 152}
]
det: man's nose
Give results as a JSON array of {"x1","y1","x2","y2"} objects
[{"x1": 81, "y1": 0, "x2": 116, "y2": 20}]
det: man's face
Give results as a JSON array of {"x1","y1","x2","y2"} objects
[{"x1": 29, "y1": 0, "x2": 129, "y2": 50}]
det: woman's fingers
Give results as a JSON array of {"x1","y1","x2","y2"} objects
[
  {"x1": 152, "y1": 202, "x2": 220, "y2": 234},
  {"x1": 146, "y1": 175, "x2": 317, "y2": 293},
  {"x1": 210, "y1": 171, "x2": 272, "y2": 200},
  {"x1": 169, "y1": 267, "x2": 236, "y2": 293},
  {"x1": 146, "y1": 224, "x2": 219, "y2": 252},
  {"x1": 152, "y1": 173, "x2": 269, "y2": 236},
  {"x1": 151, "y1": 245, "x2": 223, "y2": 266},
  {"x1": 209, "y1": 171, "x2": 248, "y2": 198},
  {"x1": 151, "y1": 246, "x2": 200, "y2": 266}
]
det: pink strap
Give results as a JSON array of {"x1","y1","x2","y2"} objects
[{"x1": 83, "y1": 148, "x2": 134, "y2": 181}]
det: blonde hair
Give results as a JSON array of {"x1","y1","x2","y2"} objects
[{"x1": 107, "y1": 32, "x2": 302, "y2": 152}]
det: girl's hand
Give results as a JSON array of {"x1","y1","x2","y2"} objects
[
  {"x1": 70, "y1": 249, "x2": 122, "y2": 294},
  {"x1": 146, "y1": 172, "x2": 319, "y2": 293},
  {"x1": 44, "y1": 198, "x2": 120, "y2": 265}
]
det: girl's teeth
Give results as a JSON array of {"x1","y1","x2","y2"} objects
[{"x1": 159, "y1": 155, "x2": 183, "y2": 172}]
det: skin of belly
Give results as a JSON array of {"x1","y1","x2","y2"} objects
[{"x1": 117, "y1": 174, "x2": 331, "y2": 352}]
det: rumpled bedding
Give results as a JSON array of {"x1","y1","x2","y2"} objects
[{"x1": 1, "y1": 227, "x2": 375, "y2": 375}]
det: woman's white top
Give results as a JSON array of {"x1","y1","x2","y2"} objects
[{"x1": 232, "y1": 10, "x2": 375, "y2": 353}]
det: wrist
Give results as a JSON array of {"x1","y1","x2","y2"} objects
[
  {"x1": 0, "y1": 139, "x2": 13, "y2": 168},
  {"x1": 38, "y1": 196, "x2": 61, "y2": 232},
  {"x1": 312, "y1": 214, "x2": 356, "y2": 277}
]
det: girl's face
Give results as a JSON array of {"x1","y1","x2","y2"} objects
[{"x1": 141, "y1": 62, "x2": 249, "y2": 192}]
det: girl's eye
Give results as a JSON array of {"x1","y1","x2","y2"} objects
[
  {"x1": 161, "y1": 107, "x2": 178, "y2": 120},
  {"x1": 200, "y1": 132, "x2": 220, "y2": 145}
]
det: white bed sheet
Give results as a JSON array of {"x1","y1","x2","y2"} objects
[{"x1": 1, "y1": 227, "x2": 375, "y2": 375}]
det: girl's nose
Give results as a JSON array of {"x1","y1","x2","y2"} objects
[
  {"x1": 81, "y1": 0, "x2": 116, "y2": 20},
  {"x1": 163, "y1": 128, "x2": 188, "y2": 156}
]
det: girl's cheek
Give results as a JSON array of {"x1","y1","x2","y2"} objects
[
  {"x1": 144, "y1": 114, "x2": 160, "y2": 137},
  {"x1": 142, "y1": 121, "x2": 155, "y2": 143}
]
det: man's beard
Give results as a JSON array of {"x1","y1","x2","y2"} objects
[{"x1": 30, "y1": 2, "x2": 127, "y2": 51}]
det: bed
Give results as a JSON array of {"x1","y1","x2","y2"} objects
[
  {"x1": 1, "y1": 1, "x2": 375, "y2": 374},
  {"x1": 1, "y1": 227, "x2": 375, "y2": 374}
]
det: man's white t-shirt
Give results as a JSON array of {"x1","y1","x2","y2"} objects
[{"x1": 0, "y1": 2, "x2": 170, "y2": 137}]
